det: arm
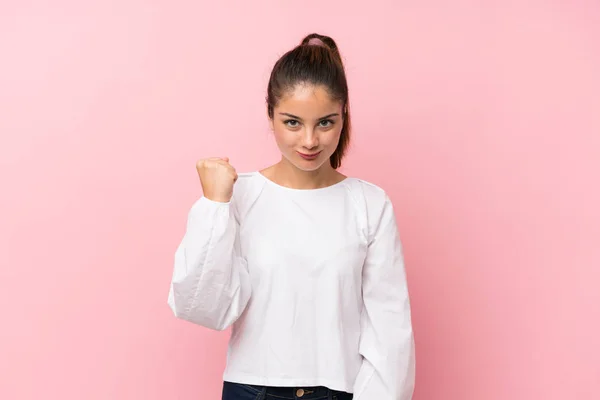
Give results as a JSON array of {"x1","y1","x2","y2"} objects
[
  {"x1": 167, "y1": 196, "x2": 251, "y2": 331},
  {"x1": 353, "y1": 195, "x2": 416, "y2": 399}
]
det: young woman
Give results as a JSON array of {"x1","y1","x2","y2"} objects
[{"x1": 168, "y1": 33, "x2": 416, "y2": 400}]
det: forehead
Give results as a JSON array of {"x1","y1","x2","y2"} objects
[{"x1": 276, "y1": 83, "x2": 342, "y2": 116}]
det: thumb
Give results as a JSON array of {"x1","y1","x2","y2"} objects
[{"x1": 221, "y1": 157, "x2": 230, "y2": 163}]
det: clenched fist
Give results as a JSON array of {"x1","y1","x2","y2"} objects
[{"x1": 196, "y1": 157, "x2": 238, "y2": 203}]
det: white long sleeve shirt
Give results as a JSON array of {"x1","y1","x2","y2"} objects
[{"x1": 168, "y1": 171, "x2": 415, "y2": 399}]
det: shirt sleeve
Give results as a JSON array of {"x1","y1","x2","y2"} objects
[
  {"x1": 352, "y1": 195, "x2": 416, "y2": 399},
  {"x1": 167, "y1": 196, "x2": 252, "y2": 331}
]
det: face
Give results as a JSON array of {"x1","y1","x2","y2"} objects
[{"x1": 269, "y1": 83, "x2": 344, "y2": 172}]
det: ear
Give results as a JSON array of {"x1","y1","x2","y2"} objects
[{"x1": 269, "y1": 118, "x2": 274, "y2": 131}]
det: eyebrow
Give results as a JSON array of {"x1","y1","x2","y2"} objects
[{"x1": 279, "y1": 112, "x2": 339, "y2": 121}]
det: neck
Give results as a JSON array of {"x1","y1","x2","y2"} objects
[{"x1": 269, "y1": 158, "x2": 340, "y2": 190}]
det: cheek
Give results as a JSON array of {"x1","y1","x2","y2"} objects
[
  {"x1": 324, "y1": 127, "x2": 343, "y2": 147},
  {"x1": 273, "y1": 128, "x2": 295, "y2": 147}
]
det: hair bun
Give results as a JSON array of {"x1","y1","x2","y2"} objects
[
  {"x1": 301, "y1": 33, "x2": 337, "y2": 52},
  {"x1": 306, "y1": 37, "x2": 326, "y2": 47}
]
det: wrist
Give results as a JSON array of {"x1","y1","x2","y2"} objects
[{"x1": 204, "y1": 193, "x2": 232, "y2": 203}]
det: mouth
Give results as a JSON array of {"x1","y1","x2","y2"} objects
[{"x1": 297, "y1": 151, "x2": 322, "y2": 160}]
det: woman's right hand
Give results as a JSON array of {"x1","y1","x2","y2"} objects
[{"x1": 196, "y1": 157, "x2": 238, "y2": 203}]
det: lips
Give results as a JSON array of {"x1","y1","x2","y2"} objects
[{"x1": 297, "y1": 151, "x2": 321, "y2": 160}]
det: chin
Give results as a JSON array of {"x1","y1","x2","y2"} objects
[{"x1": 284, "y1": 154, "x2": 329, "y2": 172}]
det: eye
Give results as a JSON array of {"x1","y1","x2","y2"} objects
[
  {"x1": 284, "y1": 119, "x2": 300, "y2": 128},
  {"x1": 319, "y1": 119, "x2": 334, "y2": 127}
]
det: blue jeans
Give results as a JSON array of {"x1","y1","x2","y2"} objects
[{"x1": 221, "y1": 381, "x2": 353, "y2": 400}]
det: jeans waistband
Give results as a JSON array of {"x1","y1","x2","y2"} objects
[
  {"x1": 265, "y1": 386, "x2": 331, "y2": 399},
  {"x1": 229, "y1": 382, "x2": 349, "y2": 400}
]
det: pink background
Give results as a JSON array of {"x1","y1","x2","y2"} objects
[{"x1": 1, "y1": 1, "x2": 599, "y2": 399}]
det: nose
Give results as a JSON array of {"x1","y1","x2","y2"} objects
[{"x1": 301, "y1": 128, "x2": 319, "y2": 150}]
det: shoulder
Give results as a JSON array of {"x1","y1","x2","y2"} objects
[
  {"x1": 231, "y1": 172, "x2": 266, "y2": 218},
  {"x1": 344, "y1": 176, "x2": 392, "y2": 212},
  {"x1": 232, "y1": 172, "x2": 261, "y2": 195},
  {"x1": 343, "y1": 176, "x2": 398, "y2": 238}
]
